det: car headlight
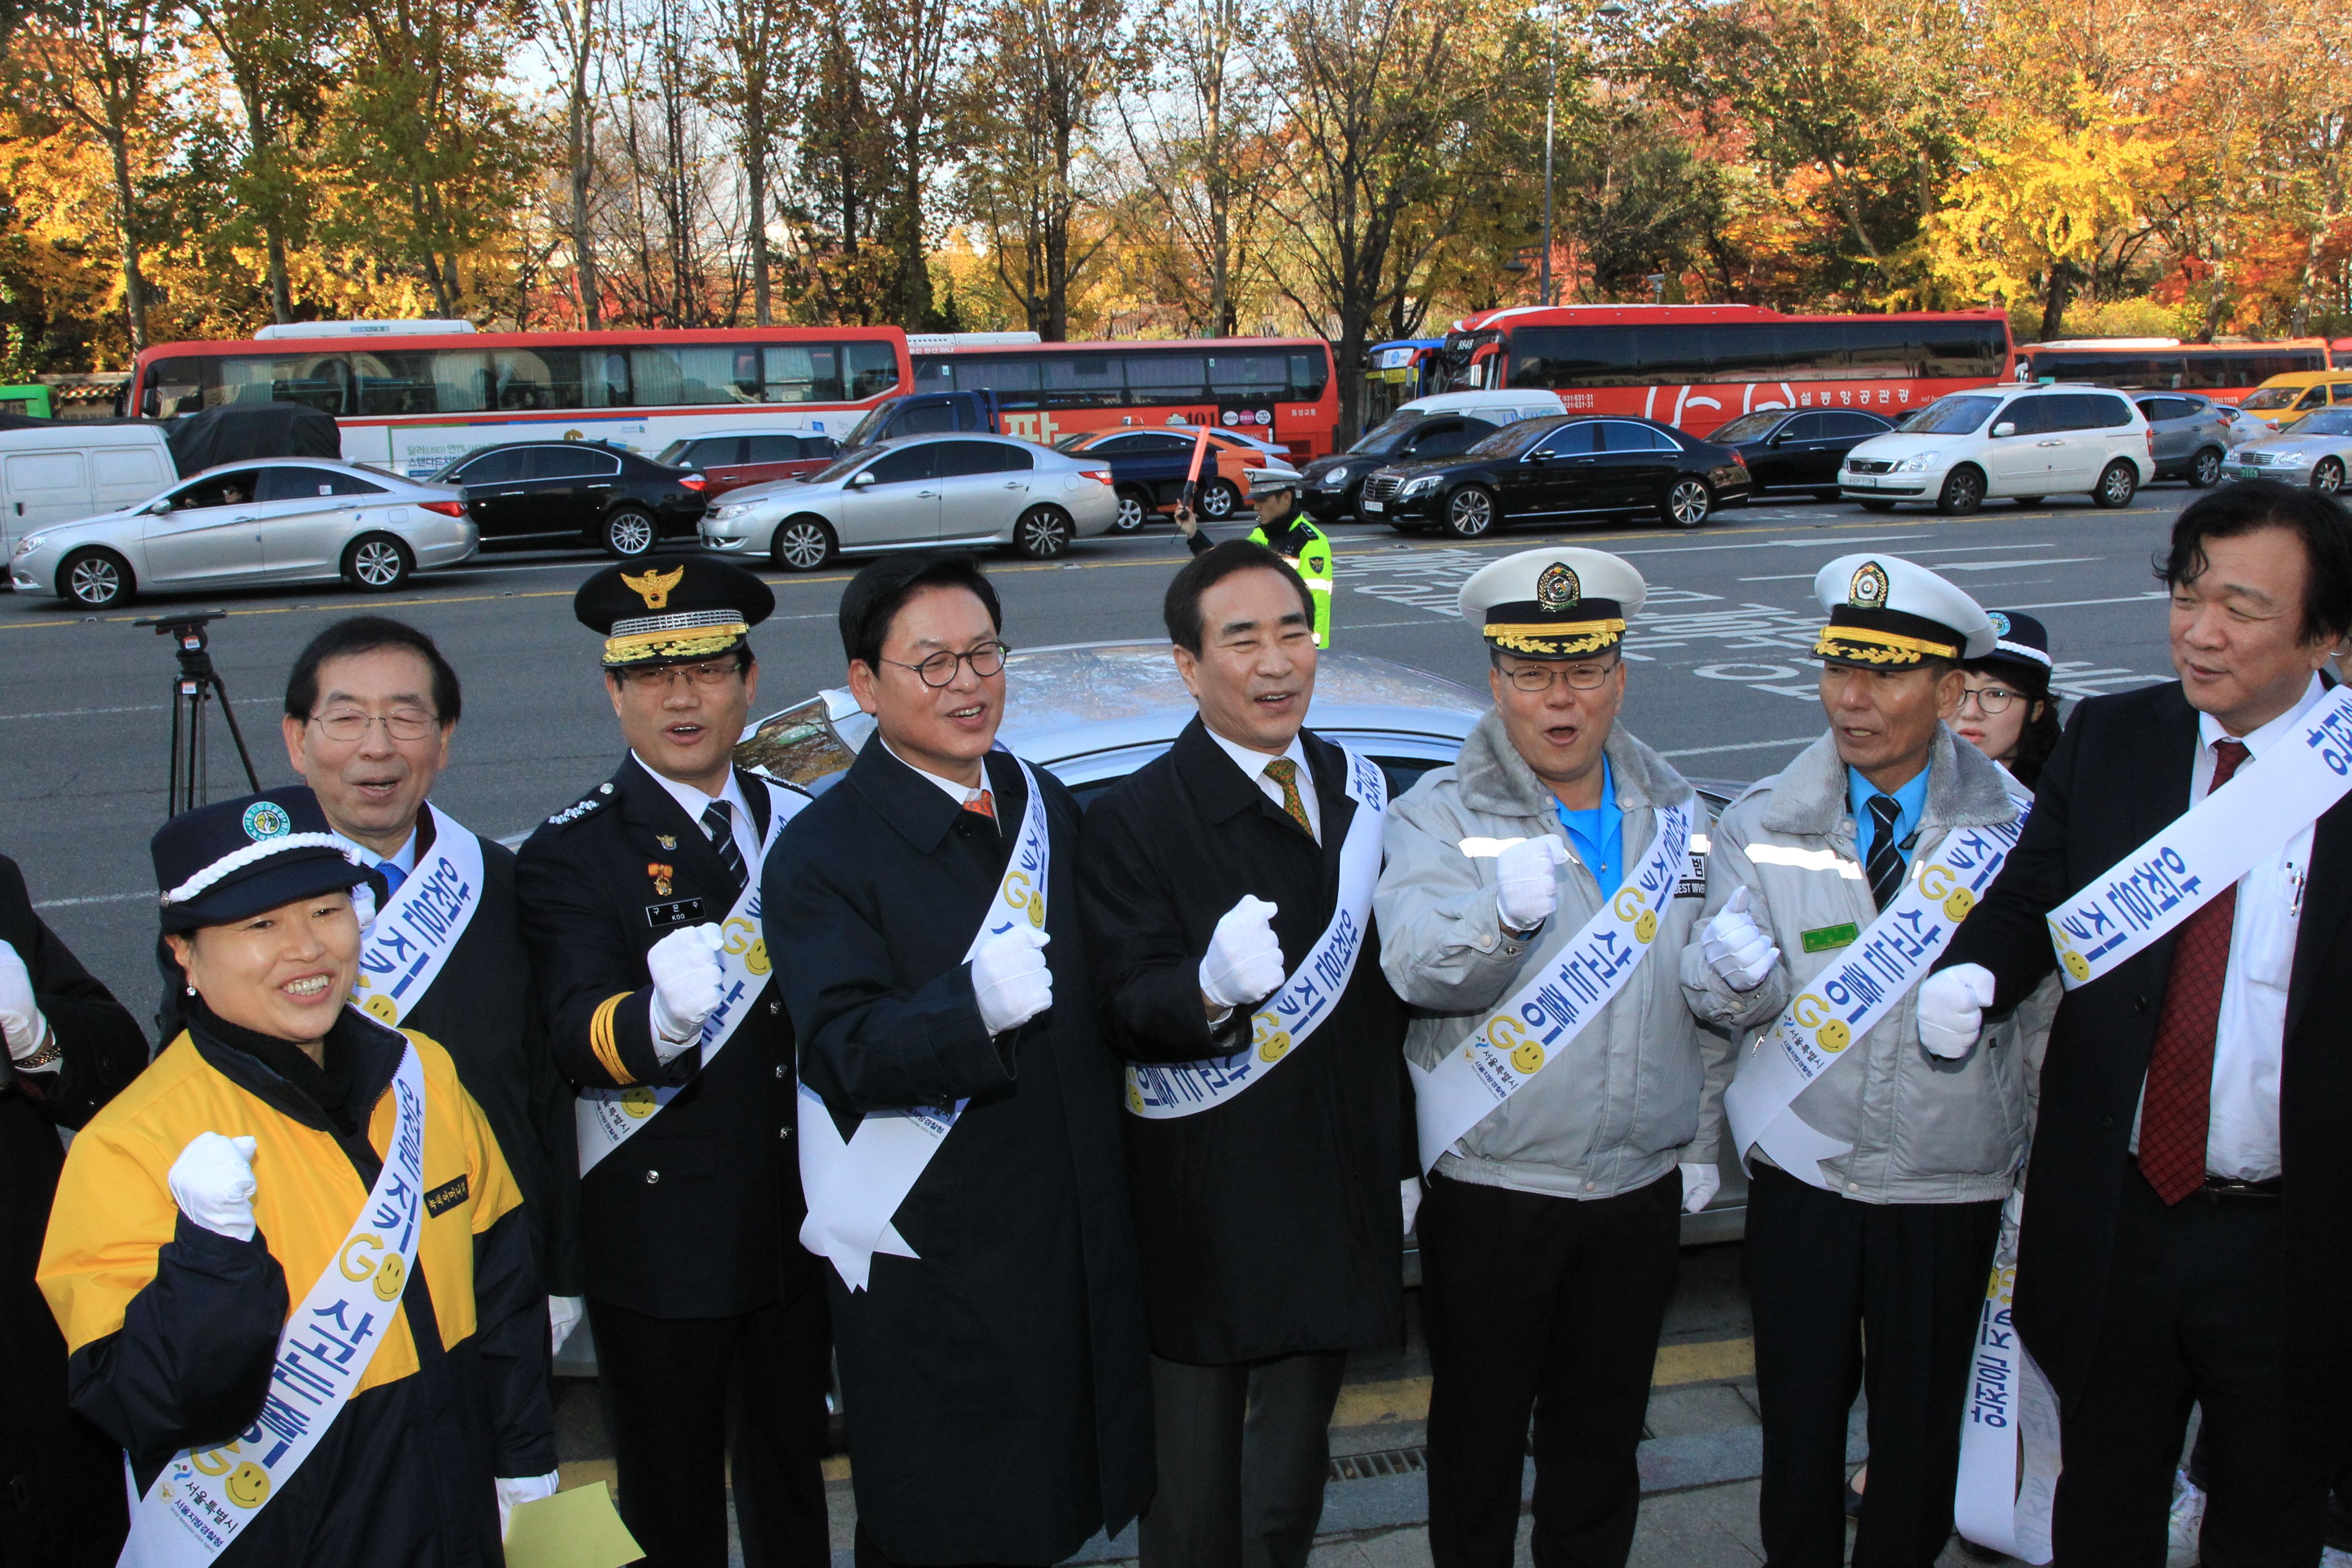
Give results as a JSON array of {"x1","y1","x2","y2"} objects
[
  {"x1": 13, "y1": 533, "x2": 46, "y2": 557},
  {"x1": 1401, "y1": 474, "x2": 1441, "y2": 495},
  {"x1": 1896, "y1": 451, "x2": 1940, "y2": 473},
  {"x1": 1318, "y1": 467, "x2": 1348, "y2": 489}
]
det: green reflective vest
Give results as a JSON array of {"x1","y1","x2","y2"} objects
[{"x1": 1248, "y1": 512, "x2": 1335, "y2": 647}]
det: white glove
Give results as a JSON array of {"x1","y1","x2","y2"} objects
[
  {"x1": 1495, "y1": 836, "x2": 1571, "y2": 931},
  {"x1": 1700, "y1": 886, "x2": 1779, "y2": 993},
  {"x1": 0, "y1": 939, "x2": 51, "y2": 1066},
  {"x1": 646, "y1": 923, "x2": 726, "y2": 1059},
  {"x1": 495, "y1": 1470, "x2": 561, "y2": 1540},
  {"x1": 1400, "y1": 1176, "x2": 1423, "y2": 1236},
  {"x1": 1679, "y1": 1161, "x2": 1722, "y2": 1214},
  {"x1": 549, "y1": 1296, "x2": 585, "y2": 1355},
  {"x1": 972, "y1": 925, "x2": 1054, "y2": 1035},
  {"x1": 1918, "y1": 963, "x2": 1995, "y2": 1059},
  {"x1": 169, "y1": 1132, "x2": 259, "y2": 1242},
  {"x1": 1200, "y1": 895, "x2": 1285, "y2": 1012}
]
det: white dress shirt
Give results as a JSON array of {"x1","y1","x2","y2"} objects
[
  {"x1": 880, "y1": 737, "x2": 996, "y2": 819},
  {"x1": 1204, "y1": 727, "x2": 1320, "y2": 844},
  {"x1": 634, "y1": 751, "x2": 762, "y2": 873},
  {"x1": 2131, "y1": 674, "x2": 2322, "y2": 1182}
]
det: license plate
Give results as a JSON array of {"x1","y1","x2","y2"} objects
[
  {"x1": 2235, "y1": 467, "x2": 2261, "y2": 480},
  {"x1": 1848, "y1": 474, "x2": 1876, "y2": 488},
  {"x1": 1362, "y1": 499, "x2": 1384, "y2": 512}
]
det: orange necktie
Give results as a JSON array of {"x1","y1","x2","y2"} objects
[
  {"x1": 963, "y1": 789, "x2": 996, "y2": 822},
  {"x1": 1262, "y1": 758, "x2": 1312, "y2": 836}
]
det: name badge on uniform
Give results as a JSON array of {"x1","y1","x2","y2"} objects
[
  {"x1": 1801, "y1": 921, "x2": 1858, "y2": 953},
  {"x1": 646, "y1": 897, "x2": 707, "y2": 930}
]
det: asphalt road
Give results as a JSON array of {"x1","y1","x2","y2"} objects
[{"x1": 2, "y1": 485, "x2": 2192, "y2": 1018}]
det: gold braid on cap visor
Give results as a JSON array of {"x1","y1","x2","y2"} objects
[
  {"x1": 1485, "y1": 619, "x2": 1626, "y2": 657},
  {"x1": 1813, "y1": 625, "x2": 1960, "y2": 664},
  {"x1": 601, "y1": 616, "x2": 751, "y2": 667}
]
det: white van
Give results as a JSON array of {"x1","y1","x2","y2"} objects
[
  {"x1": 0, "y1": 426, "x2": 177, "y2": 559},
  {"x1": 1839, "y1": 384, "x2": 2156, "y2": 514},
  {"x1": 1391, "y1": 390, "x2": 1569, "y2": 426}
]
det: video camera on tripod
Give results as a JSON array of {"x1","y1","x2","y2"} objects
[{"x1": 134, "y1": 611, "x2": 259, "y2": 816}]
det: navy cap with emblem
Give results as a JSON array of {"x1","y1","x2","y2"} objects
[
  {"x1": 152, "y1": 787, "x2": 369, "y2": 933},
  {"x1": 1457, "y1": 547, "x2": 1649, "y2": 658},
  {"x1": 1971, "y1": 608, "x2": 2054, "y2": 692},
  {"x1": 575, "y1": 558, "x2": 775, "y2": 669},
  {"x1": 1812, "y1": 553, "x2": 1995, "y2": 669}
]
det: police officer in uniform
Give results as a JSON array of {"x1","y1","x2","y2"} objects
[
  {"x1": 1180, "y1": 464, "x2": 1335, "y2": 647},
  {"x1": 515, "y1": 559, "x2": 829, "y2": 1568}
]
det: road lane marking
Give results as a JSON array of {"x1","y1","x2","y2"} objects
[
  {"x1": 1660, "y1": 737, "x2": 1818, "y2": 758},
  {"x1": 0, "y1": 704, "x2": 169, "y2": 720}
]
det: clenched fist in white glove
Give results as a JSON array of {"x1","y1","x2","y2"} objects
[
  {"x1": 0, "y1": 939, "x2": 51, "y2": 1067},
  {"x1": 1496, "y1": 836, "x2": 1572, "y2": 931},
  {"x1": 647, "y1": 924, "x2": 727, "y2": 1058},
  {"x1": 1200, "y1": 896, "x2": 1285, "y2": 1014},
  {"x1": 1679, "y1": 1161, "x2": 1721, "y2": 1214},
  {"x1": 496, "y1": 1470, "x2": 561, "y2": 1540},
  {"x1": 1701, "y1": 886, "x2": 1779, "y2": 993},
  {"x1": 973, "y1": 926, "x2": 1054, "y2": 1035},
  {"x1": 170, "y1": 1132, "x2": 259, "y2": 1242},
  {"x1": 1918, "y1": 963, "x2": 1995, "y2": 1059}
]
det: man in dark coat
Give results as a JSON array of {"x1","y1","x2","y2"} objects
[
  {"x1": 1078, "y1": 539, "x2": 1405, "y2": 1568},
  {"x1": 0, "y1": 853, "x2": 147, "y2": 1567},
  {"x1": 517, "y1": 561, "x2": 831, "y2": 1568},
  {"x1": 1927, "y1": 482, "x2": 2352, "y2": 1566},
  {"x1": 767, "y1": 551, "x2": 1153, "y2": 1568},
  {"x1": 278, "y1": 616, "x2": 584, "y2": 1339}
]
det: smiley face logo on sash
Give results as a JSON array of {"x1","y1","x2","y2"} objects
[
  {"x1": 1614, "y1": 884, "x2": 1659, "y2": 944},
  {"x1": 1793, "y1": 993, "x2": 1850, "y2": 1053}
]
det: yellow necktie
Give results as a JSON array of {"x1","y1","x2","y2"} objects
[{"x1": 1262, "y1": 758, "x2": 1312, "y2": 835}]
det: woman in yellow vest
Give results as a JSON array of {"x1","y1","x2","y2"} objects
[{"x1": 37, "y1": 789, "x2": 557, "y2": 1566}]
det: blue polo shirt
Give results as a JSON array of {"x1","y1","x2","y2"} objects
[
  {"x1": 1555, "y1": 756, "x2": 1625, "y2": 900},
  {"x1": 1847, "y1": 765, "x2": 1930, "y2": 869}
]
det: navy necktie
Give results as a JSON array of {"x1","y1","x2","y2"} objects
[
  {"x1": 1865, "y1": 795, "x2": 1905, "y2": 911},
  {"x1": 703, "y1": 801, "x2": 745, "y2": 896}
]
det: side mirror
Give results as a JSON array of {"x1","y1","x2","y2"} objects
[
  {"x1": 847, "y1": 470, "x2": 876, "y2": 489},
  {"x1": 1991, "y1": 422, "x2": 2017, "y2": 439},
  {"x1": 1767, "y1": 432, "x2": 1788, "y2": 446},
  {"x1": 1524, "y1": 449, "x2": 1551, "y2": 464},
  {"x1": 149, "y1": 497, "x2": 174, "y2": 514}
]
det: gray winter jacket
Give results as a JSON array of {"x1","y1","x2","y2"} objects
[
  {"x1": 1376, "y1": 711, "x2": 1725, "y2": 1200},
  {"x1": 1679, "y1": 726, "x2": 2032, "y2": 1204}
]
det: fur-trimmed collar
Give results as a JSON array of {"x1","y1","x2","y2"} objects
[
  {"x1": 1757, "y1": 724, "x2": 2018, "y2": 838},
  {"x1": 1454, "y1": 708, "x2": 1694, "y2": 821}
]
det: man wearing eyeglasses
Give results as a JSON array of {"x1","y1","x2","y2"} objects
[
  {"x1": 276, "y1": 616, "x2": 585, "y2": 1377},
  {"x1": 516, "y1": 561, "x2": 832, "y2": 1568},
  {"x1": 1372, "y1": 549, "x2": 1722, "y2": 1568},
  {"x1": 765, "y1": 552, "x2": 1152, "y2": 1568}
]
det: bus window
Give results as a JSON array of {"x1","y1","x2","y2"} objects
[
  {"x1": 765, "y1": 345, "x2": 846, "y2": 403},
  {"x1": 1044, "y1": 355, "x2": 1124, "y2": 408},
  {"x1": 846, "y1": 342, "x2": 900, "y2": 400},
  {"x1": 914, "y1": 358, "x2": 956, "y2": 389},
  {"x1": 1126, "y1": 354, "x2": 1207, "y2": 403},
  {"x1": 1290, "y1": 351, "x2": 1330, "y2": 400},
  {"x1": 144, "y1": 357, "x2": 206, "y2": 417},
  {"x1": 632, "y1": 346, "x2": 757, "y2": 405},
  {"x1": 1209, "y1": 354, "x2": 1287, "y2": 398},
  {"x1": 963, "y1": 355, "x2": 1041, "y2": 409}
]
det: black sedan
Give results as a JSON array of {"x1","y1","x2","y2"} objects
[
  {"x1": 1300, "y1": 410, "x2": 1497, "y2": 522},
  {"x1": 429, "y1": 440, "x2": 710, "y2": 559},
  {"x1": 1704, "y1": 407, "x2": 1895, "y2": 500},
  {"x1": 1359, "y1": 415, "x2": 1749, "y2": 538}
]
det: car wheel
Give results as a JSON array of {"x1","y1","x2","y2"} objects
[
  {"x1": 600, "y1": 506, "x2": 659, "y2": 558},
  {"x1": 1014, "y1": 504, "x2": 1073, "y2": 560},
  {"x1": 1198, "y1": 479, "x2": 1240, "y2": 519},
  {"x1": 2314, "y1": 458, "x2": 2345, "y2": 494},
  {"x1": 343, "y1": 534, "x2": 413, "y2": 592},
  {"x1": 60, "y1": 548, "x2": 133, "y2": 608},
  {"x1": 1662, "y1": 477, "x2": 1713, "y2": 529},
  {"x1": 771, "y1": 516, "x2": 837, "y2": 572},
  {"x1": 2189, "y1": 448, "x2": 2224, "y2": 489},
  {"x1": 2093, "y1": 461, "x2": 2138, "y2": 509},
  {"x1": 1856, "y1": 499, "x2": 1898, "y2": 513},
  {"x1": 1442, "y1": 486, "x2": 1497, "y2": 539},
  {"x1": 1112, "y1": 487, "x2": 1151, "y2": 532},
  {"x1": 1936, "y1": 466, "x2": 1986, "y2": 515}
]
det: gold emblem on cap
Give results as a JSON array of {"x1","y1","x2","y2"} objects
[
  {"x1": 1536, "y1": 562, "x2": 1581, "y2": 612},
  {"x1": 621, "y1": 564, "x2": 686, "y2": 611},
  {"x1": 1848, "y1": 560, "x2": 1890, "y2": 610}
]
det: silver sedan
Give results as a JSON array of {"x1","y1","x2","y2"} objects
[
  {"x1": 2224, "y1": 406, "x2": 2352, "y2": 492},
  {"x1": 697, "y1": 432, "x2": 1117, "y2": 572},
  {"x1": 8, "y1": 459, "x2": 478, "y2": 609}
]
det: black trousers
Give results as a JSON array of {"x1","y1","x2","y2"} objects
[
  {"x1": 1744, "y1": 1163, "x2": 2001, "y2": 1568},
  {"x1": 1137, "y1": 1348, "x2": 1349, "y2": 1568},
  {"x1": 588, "y1": 1289, "x2": 833, "y2": 1568},
  {"x1": 1420, "y1": 1168, "x2": 1684, "y2": 1568},
  {"x1": 2047, "y1": 1163, "x2": 2324, "y2": 1568}
]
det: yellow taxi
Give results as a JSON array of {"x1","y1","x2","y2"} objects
[{"x1": 2237, "y1": 369, "x2": 2352, "y2": 427}]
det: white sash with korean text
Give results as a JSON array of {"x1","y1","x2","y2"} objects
[
  {"x1": 2047, "y1": 683, "x2": 2352, "y2": 989},
  {"x1": 119, "y1": 1041, "x2": 428, "y2": 1568},
  {"x1": 1410, "y1": 798, "x2": 1695, "y2": 1172},
  {"x1": 349, "y1": 807, "x2": 485, "y2": 1030},
  {"x1": 797, "y1": 757, "x2": 1051, "y2": 1291},
  {"x1": 1724, "y1": 797, "x2": 2029, "y2": 1189},
  {"x1": 577, "y1": 780, "x2": 809, "y2": 1175},
  {"x1": 1126, "y1": 747, "x2": 1386, "y2": 1119},
  {"x1": 1954, "y1": 1191, "x2": 2061, "y2": 1563}
]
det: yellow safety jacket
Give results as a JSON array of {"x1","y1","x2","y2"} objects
[{"x1": 1248, "y1": 511, "x2": 1335, "y2": 647}]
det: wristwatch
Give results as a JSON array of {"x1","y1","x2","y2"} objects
[{"x1": 12, "y1": 1026, "x2": 61, "y2": 1072}]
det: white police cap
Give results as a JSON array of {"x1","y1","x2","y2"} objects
[
  {"x1": 1458, "y1": 548, "x2": 1648, "y2": 657},
  {"x1": 1246, "y1": 462, "x2": 1306, "y2": 500},
  {"x1": 1812, "y1": 553, "x2": 1996, "y2": 666}
]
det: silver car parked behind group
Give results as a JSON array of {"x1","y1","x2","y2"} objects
[
  {"x1": 8, "y1": 458, "x2": 478, "y2": 609},
  {"x1": 2225, "y1": 405, "x2": 2352, "y2": 492},
  {"x1": 697, "y1": 432, "x2": 1118, "y2": 572}
]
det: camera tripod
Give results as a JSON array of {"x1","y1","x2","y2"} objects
[{"x1": 135, "y1": 612, "x2": 259, "y2": 817}]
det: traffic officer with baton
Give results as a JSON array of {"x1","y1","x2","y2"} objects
[
  {"x1": 1681, "y1": 555, "x2": 2032, "y2": 1568},
  {"x1": 1178, "y1": 464, "x2": 1335, "y2": 647},
  {"x1": 515, "y1": 560, "x2": 830, "y2": 1568},
  {"x1": 1375, "y1": 548, "x2": 1723, "y2": 1568}
]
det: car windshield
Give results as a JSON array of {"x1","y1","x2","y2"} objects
[
  {"x1": 1465, "y1": 420, "x2": 1555, "y2": 458},
  {"x1": 1053, "y1": 432, "x2": 1093, "y2": 452},
  {"x1": 808, "y1": 445, "x2": 882, "y2": 484},
  {"x1": 841, "y1": 400, "x2": 900, "y2": 448},
  {"x1": 1350, "y1": 416, "x2": 1420, "y2": 457},
  {"x1": 1709, "y1": 411, "x2": 1784, "y2": 443},
  {"x1": 2241, "y1": 386, "x2": 2307, "y2": 411},
  {"x1": 654, "y1": 440, "x2": 691, "y2": 466},
  {"x1": 2284, "y1": 407, "x2": 2352, "y2": 437},
  {"x1": 1908, "y1": 395, "x2": 2002, "y2": 435}
]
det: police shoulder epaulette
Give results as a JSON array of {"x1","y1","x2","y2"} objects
[{"x1": 546, "y1": 781, "x2": 618, "y2": 828}]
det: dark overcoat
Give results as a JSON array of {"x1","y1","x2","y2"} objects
[
  {"x1": 1078, "y1": 720, "x2": 1407, "y2": 1365},
  {"x1": 766, "y1": 742, "x2": 1154, "y2": 1567},
  {"x1": 0, "y1": 852, "x2": 147, "y2": 1568},
  {"x1": 1940, "y1": 680, "x2": 2352, "y2": 1478}
]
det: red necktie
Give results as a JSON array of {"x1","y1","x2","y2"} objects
[
  {"x1": 963, "y1": 789, "x2": 995, "y2": 822},
  {"x1": 2139, "y1": 738, "x2": 2249, "y2": 1205}
]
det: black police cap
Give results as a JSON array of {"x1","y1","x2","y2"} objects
[
  {"x1": 152, "y1": 786, "x2": 369, "y2": 933},
  {"x1": 574, "y1": 558, "x2": 775, "y2": 669}
]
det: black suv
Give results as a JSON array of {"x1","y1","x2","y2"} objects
[
  {"x1": 430, "y1": 441, "x2": 710, "y2": 558},
  {"x1": 1299, "y1": 410, "x2": 1497, "y2": 522},
  {"x1": 1362, "y1": 415, "x2": 1749, "y2": 537}
]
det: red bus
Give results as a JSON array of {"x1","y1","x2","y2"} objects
[
  {"x1": 2014, "y1": 338, "x2": 2331, "y2": 404},
  {"x1": 907, "y1": 337, "x2": 1340, "y2": 459},
  {"x1": 126, "y1": 322, "x2": 912, "y2": 479},
  {"x1": 1439, "y1": 305, "x2": 2014, "y2": 438}
]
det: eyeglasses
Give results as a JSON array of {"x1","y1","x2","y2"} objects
[
  {"x1": 309, "y1": 708, "x2": 440, "y2": 742},
  {"x1": 616, "y1": 660, "x2": 742, "y2": 692},
  {"x1": 1499, "y1": 658, "x2": 1620, "y2": 693},
  {"x1": 882, "y1": 642, "x2": 1012, "y2": 687},
  {"x1": 1957, "y1": 684, "x2": 2025, "y2": 715}
]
